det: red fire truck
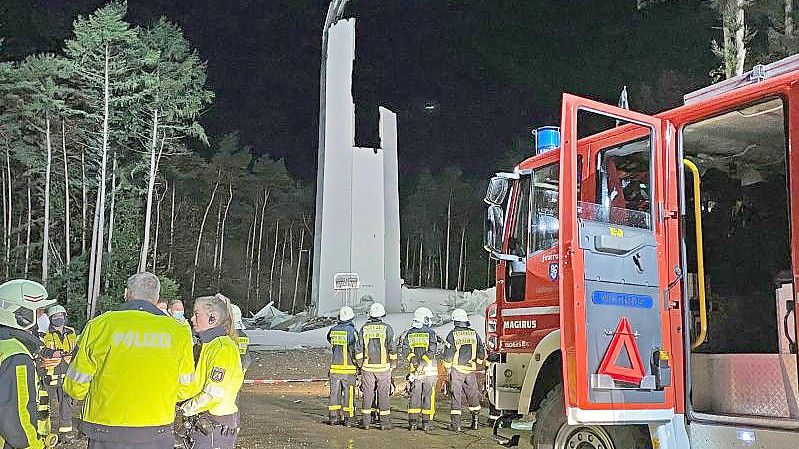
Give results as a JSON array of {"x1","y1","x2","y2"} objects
[{"x1": 483, "y1": 54, "x2": 799, "y2": 448}]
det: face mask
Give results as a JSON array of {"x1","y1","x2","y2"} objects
[
  {"x1": 172, "y1": 311, "x2": 185, "y2": 320},
  {"x1": 51, "y1": 316, "x2": 66, "y2": 327}
]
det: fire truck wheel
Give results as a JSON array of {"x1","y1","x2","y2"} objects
[{"x1": 532, "y1": 384, "x2": 652, "y2": 449}]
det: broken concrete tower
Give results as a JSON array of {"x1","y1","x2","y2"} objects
[{"x1": 312, "y1": 18, "x2": 402, "y2": 316}]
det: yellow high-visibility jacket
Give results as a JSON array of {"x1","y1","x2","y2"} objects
[
  {"x1": 41, "y1": 326, "x2": 77, "y2": 384},
  {"x1": 0, "y1": 327, "x2": 46, "y2": 449},
  {"x1": 181, "y1": 327, "x2": 244, "y2": 417},
  {"x1": 63, "y1": 300, "x2": 195, "y2": 428}
]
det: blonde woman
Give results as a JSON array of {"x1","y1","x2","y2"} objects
[{"x1": 180, "y1": 294, "x2": 244, "y2": 449}]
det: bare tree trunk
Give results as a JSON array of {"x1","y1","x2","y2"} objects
[
  {"x1": 278, "y1": 227, "x2": 288, "y2": 308},
  {"x1": 81, "y1": 150, "x2": 87, "y2": 255},
  {"x1": 5, "y1": 146, "x2": 11, "y2": 278},
  {"x1": 1, "y1": 171, "x2": 6, "y2": 277},
  {"x1": 167, "y1": 183, "x2": 175, "y2": 271},
  {"x1": 88, "y1": 45, "x2": 112, "y2": 318},
  {"x1": 14, "y1": 213, "x2": 21, "y2": 275},
  {"x1": 787, "y1": 0, "x2": 794, "y2": 38},
  {"x1": 417, "y1": 240, "x2": 423, "y2": 286},
  {"x1": 292, "y1": 229, "x2": 305, "y2": 314},
  {"x1": 216, "y1": 183, "x2": 233, "y2": 287},
  {"x1": 62, "y1": 120, "x2": 70, "y2": 267},
  {"x1": 190, "y1": 179, "x2": 220, "y2": 299},
  {"x1": 106, "y1": 153, "x2": 116, "y2": 253},
  {"x1": 152, "y1": 186, "x2": 164, "y2": 273},
  {"x1": 42, "y1": 115, "x2": 52, "y2": 284},
  {"x1": 212, "y1": 194, "x2": 222, "y2": 270},
  {"x1": 246, "y1": 202, "x2": 257, "y2": 305},
  {"x1": 445, "y1": 196, "x2": 451, "y2": 289},
  {"x1": 404, "y1": 237, "x2": 410, "y2": 281},
  {"x1": 720, "y1": 0, "x2": 747, "y2": 78},
  {"x1": 438, "y1": 245, "x2": 444, "y2": 288},
  {"x1": 268, "y1": 221, "x2": 280, "y2": 303},
  {"x1": 456, "y1": 227, "x2": 466, "y2": 292},
  {"x1": 255, "y1": 190, "x2": 269, "y2": 303},
  {"x1": 138, "y1": 109, "x2": 159, "y2": 272},
  {"x1": 87, "y1": 185, "x2": 101, "y2": 318}
]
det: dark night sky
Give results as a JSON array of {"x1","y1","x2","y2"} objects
[{"x1": 2, "y1": 0, "x2": 718, "y2": 180}]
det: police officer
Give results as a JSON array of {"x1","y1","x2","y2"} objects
[
  {"x1": 180, "y1": 294, "x2": 244, "y2": 449},
  {"x1": 400, "y1": 307, "x2": 438, "y2": 432},
  {"x1": 443, "y1": 308, "x2": 485, "y2": 432},
  {"x1": 326, "y1": 306, "x2": 359, "y2": 427},
  {"x1": 40, "y1": 305, "x2": 77, "y2": 440},
  {"x1": 0, "y1": 279, "x2": 57, "y2": 449},
  {"x1": 356, "y1": 303, "x2": 396, "y2": 430},
  {"x1": 63, "y1": 272, "x2": 195, "y2": 449},
  {"x1": 228, "y1": 303, "x2": 251, "y2": 372}
]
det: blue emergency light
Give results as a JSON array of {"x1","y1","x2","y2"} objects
[{"x1": 534, "y1": 126, "x2": 560, "y2": 155}]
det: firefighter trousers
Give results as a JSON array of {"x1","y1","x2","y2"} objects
[
  {"x1": 48, "y1": 382, "x2": 74, "y2": 433},
  {"x1": 328, "y1": 372, "x2": 356, "y2": 421},
  {"x1": 449, "y1": 370, "x2": 481, "y2": 425},
  {"x1": 361, "y1": 370, "x2": 391, "y2": 425},
  {"x1": 408, "y1": 375, "x2": 437, "y2": 422}
]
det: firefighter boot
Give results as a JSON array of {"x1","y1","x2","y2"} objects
[
  {"x1": 361, "y1": 414, "x2": 371, "y2": 430},
  {"x1": 408, "y1": 414, "x2": 418, "y2": 431},
  {"x1": 380, "y1": 416, "x2": 393, "y2": 431},
  {"x1": 326, "y1": 412, "x2": 341, "y2": 426},
  {"x1": 449, "y1": 414, "x2": 462, "y2": 432},
  {"x1": 422, "y1": 418, "x2": 433, "y2": 432},
  {"x1": 469, "y1": 412, "x2": 479, "y2": 430},
  {"x1": 343, "y1": 416, "x2": 353, "y2": 428}
]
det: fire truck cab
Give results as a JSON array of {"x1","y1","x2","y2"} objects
[{"x1": 484, "y1": 54, "x2": 799, "y2": 449}]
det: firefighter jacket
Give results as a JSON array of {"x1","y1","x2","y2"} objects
[
  {"x1": 180, "y1": 326, "x2": 244, "y2": 417},
  {"x1": 40, "y1": 326, "x2": 77, "y2": 385},
  {"x1": 0, "y1": 326, "x2": 46, "y2": 449},
  {"x1": 63, "y1": 300, "x2": 195, "y2": 432},
  {"x1": 400, "y1": 326, "x2": 438, "y2": 377},
  {"x1": 236, "y1": 331, "x2": 251, "y2": 372},
  {"x1": 442, "y1": 325, "x2": 485, "y2": 375},
  {"x1": 326, "y1": 321, "x2": 359, "y2": 375},
  {"x1": 356, "y1": 318, "x2": 397, "y2": 373}
]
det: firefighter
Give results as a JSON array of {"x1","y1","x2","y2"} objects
[
  {"x1": 180, "y1": 294, "x2": 245, "y2": 449},
  {"x1": 443, "y1": 308, "x2": 485, "y2": 432},
  {"x1": 326, "y1": 306, "x2": 359, "y2": 427},
  {"x1": 63, "y1": 272, "x2": 195, "y2": 449},
  {"x1": 400, "y1": 307, "x2": 438, "y2": 432},
  {"x1": 0, "y1": 279, "x2": 57, "y2": 449},
  {"x1": 40, "y1": 305, "x2": 77, "y2": 440},
  {"x1": 356, "y1": 302, "x2": 397, "y2": 430},
  {"x1": 228, "y1": 303, "x2": 251, "y2": 372}
]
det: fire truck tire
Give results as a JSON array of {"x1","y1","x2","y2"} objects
[{"x1": 532, "y1": 384, "x2": 652, "y2": 449}]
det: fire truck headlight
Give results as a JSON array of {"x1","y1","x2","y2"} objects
[
  {"x1": 488, "y1": 308, "x2": 497, "y2": 318},
  {"x1": 504, "y1": 369, "x2": 513, "y2": 379},
  {"x1": 488, "y1": 336, "x2": 497, "y2": 351},
  {"x1": 488, "y1": 319, "x2": 496, "y2": 333}
]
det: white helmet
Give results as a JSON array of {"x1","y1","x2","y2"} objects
[
  {"x1": 339, "y1": 306, "x2": 355, "y2": 322},
  {"x1": 452, "y1": 308, "x2": 469, "y2": 324},
  {"x1": 369, "y1": 302, "x2": 386, "y2": 319},
  {"x1": 413, "y1": 307, "x2": 434, "y2": 327},
  {"x1": 47, "y1": 304, "x2": 67, "y2": 318},
  {"x1": 229, "y1": 303, "x2": 245, "y2": 330},
  {"x1": 0, "y1": 280, "x2": 54, "y2": 330}
]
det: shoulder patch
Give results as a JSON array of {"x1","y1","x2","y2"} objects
[{"x1": 210, "y1": 367, "x2": 226, "y2": 382}]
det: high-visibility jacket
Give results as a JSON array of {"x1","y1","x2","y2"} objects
[
  {"x1": 235, "y1": 331, "x2": 251, "y2": 372},
  {"x1": 356, "y1": 319, "x2": 397, "y2": 373},
  {"x1": 181, "y1": 327, "x2": 244, "y2": 417},
  {"x1": 326, "y1": 321, "x2": 359, "y2": 375},
  {"x1": 63, "y1": 300, "x2": 195, "y2": 430},
  {"x1": 442, "y1": 326, "x2": 485, "y2": 375},
  {"x1": 0, "y1": 327, "x2": 46, "y2": 449},
  {"x1": 400, "y1": 326, "x2": 438, "y2": 376},
  {"x1": 40, "y1": 326, "x2": 77, "y2": 385}
]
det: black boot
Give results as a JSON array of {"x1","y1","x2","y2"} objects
[
  {"x1": 449, "y1": 414, "x2": 462, "y2": 432},
  {"x1": 469, "y1": 412, "x2": 479, "y2": 430},
  {"x1": 326, "y1": 413, "x2": 340, "y2": 426},
  {"x1": 381, "y1": 416, "x2": 393, "y2": 430},
  {"x1": 343, "y1": 417, "x2": 353, "y2": 428},
  {"x1": 409, "y1": 413, "x2": 418, "y2": 431},
  {"x1": 361, "y1": 414, "x2": 371, "y2": 430},
  {"x1": 422, "y1": 419, "x2": 433, "y2": 432}
]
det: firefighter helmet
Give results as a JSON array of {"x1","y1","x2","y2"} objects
[
  {"x1": 47, "y1": 304, "x2": 67, "y2": 318},
  {"x1": 369, "y1": 302, "x2": 386, "y2": 318},
  {"x1": 413, "y1": 307, "x2": 433, "y2": 327},
  {"x1": 451, "y1": 308, "x2": 469, "y2": 324},
  {"x1": 0, "y1": 279, "x2": 54, "y2": 330},
  {"x1": 339, "y1": 306, "x2": 355, "y2": 322}
]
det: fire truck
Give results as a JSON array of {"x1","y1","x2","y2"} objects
[{"x1": 483, "y1": 54, "x2": 799, "y2": 449}]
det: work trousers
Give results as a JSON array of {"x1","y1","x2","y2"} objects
[
  {"x1": 449, "y1": 370, "x2": 481, "y2": 426},
  {"x1": 48, "y1": 382, "x2": 74, "y2": 433},
  {"x1": 408, "y1": 375, "x2": 437, "y2": 422},
  {"x1": 188, "y1": 413, "x2": 239, "y2": 449},
  {"x1": 328, "y1": 372, "x2": 356, "y2": 421},
  {"x1": 361, "y1": 370, "x2": 392, "y2": 425}
]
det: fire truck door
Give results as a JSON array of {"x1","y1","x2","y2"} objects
[{"x1": 558, "y1": 93, "x2": 676, "y2": 424}]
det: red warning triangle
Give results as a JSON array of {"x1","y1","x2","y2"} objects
[{"x1": 597, "y1": 317, "x2": 645, "y2": 385}]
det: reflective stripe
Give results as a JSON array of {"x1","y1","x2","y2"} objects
[
  {"x1": 379, "y1": 410, "x2": 391, "y2": 416},
  {"x1": 15, "y1": 365, "x2": 39, "y2": 449},
  {"x1": 204, "y1": 384, "x2": 225, "y2": 398},
  {"x1": 407, "y1": 408, "x2": 421, "y2": 414},
  {"x1": 58, "y1": 426, "x2": 73, "y2": 433},
  {"x1": 65, "y1": 367, "x2": 92, "y2": 383},
  {"x1": 450, "y1": 410, "x2": 462, "y2": 415},
  {"x1": 501, "y1": 306, "x2": 560, "y2": 316},
  {"x1": 179, "y1": 373, "x2": 194, "y2": 385},
  {"x1": 468, "y1": 406, "x2": 482, "y2": 411},
  {"x1": 361, "y1": 409, "x2": 373, "y2": 414},
  {"x1": 328, "y1": 405, "x2": 342, "y2": 410}
]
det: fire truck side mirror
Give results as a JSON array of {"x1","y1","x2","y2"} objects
[
  {"x1": 485, "y1": 176, "x2": 511, "y2": 205},
  {"x1": 485, "y1": 204, "x2": 510, "y2": 260}
]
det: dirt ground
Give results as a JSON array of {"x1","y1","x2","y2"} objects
[{"x1": 59, "y1": 349, "x2": 530, "y2": 449}]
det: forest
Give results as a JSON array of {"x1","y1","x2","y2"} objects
[{"x1": 1, "y1": 0, "x2": 797, "y2": 326}]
